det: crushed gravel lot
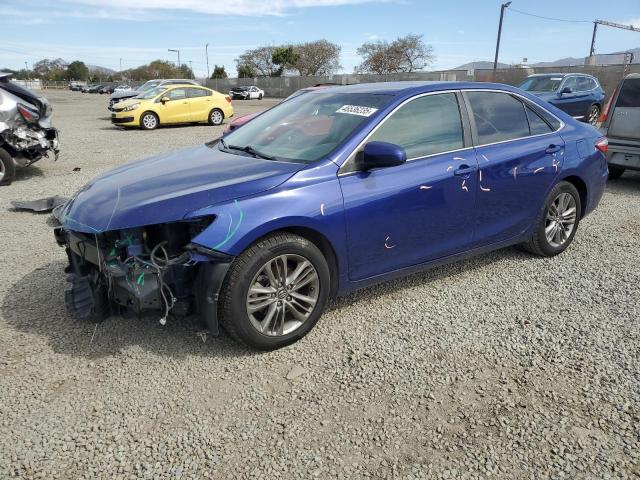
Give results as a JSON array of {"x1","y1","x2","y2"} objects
[{"x1": 0, "y1": 90, "x2": 639, "y2": 479}]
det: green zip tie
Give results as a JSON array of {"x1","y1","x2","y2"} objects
[{"x1": 136, "y1": 272, "x2": 145, "y2": 286}]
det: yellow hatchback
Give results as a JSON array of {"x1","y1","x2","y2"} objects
[{"x1": 111, "y1": 84, "x2": 234, "y2": 130}]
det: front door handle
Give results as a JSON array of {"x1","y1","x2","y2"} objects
[
  {"x1": 453, "y1": 165, "x2": 476, "y2": 177},
  {"x1": 545, "y1": 144, "x2": 562, "y2": 154}
]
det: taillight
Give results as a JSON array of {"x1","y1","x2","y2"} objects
[
  {"x1": 599, "y1": 83, "x2": 620, "y2": 122},
  {"x1": 595, "y1": 137, "x2": 608, "y2": 154},
  {"x1": 16, "y1": 103, "x2": 40, "y2": 124},
  {"x1": 225, "y1": 96, "x2": 232, "y2": 103}
]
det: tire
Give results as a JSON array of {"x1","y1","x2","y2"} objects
[
  {"x1": 524, "y1": 181, "x2": 581, "y2": 257},
  {"x1": 140, "y1": 112, "x2": 159, "y2": 130},
  {"x1": 218, "y1": 233, "x2": 331, "y2": 350},
  {"x1": 258, "y1": 94, "x2": 263, "y2": 100},
  {"x1": 208, "y1": 108, "x2": 224, "y2": 126},
  {"x1": 0, "y1": 147, "x2": 16, "y2": 186},
  {"x1": 608, "y1": 165, "x2": 625, "y2": 180},
  {"x1": 586, "y1": 104, "x2": 600, "y2": 125}
]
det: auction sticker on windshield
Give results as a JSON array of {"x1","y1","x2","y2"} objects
[{"x1": 336, "y1": 105, "x2": 379, "y2": 117}]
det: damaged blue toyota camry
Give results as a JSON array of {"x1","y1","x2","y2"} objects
[{"x1": 54, "y1": 81, "x2": 608, "y2": 350}]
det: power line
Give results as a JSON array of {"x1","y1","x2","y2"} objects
[{"x1": 509, "y1": 8, "x2": 591, "y2": 24}]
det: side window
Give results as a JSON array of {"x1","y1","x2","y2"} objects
[
  {"x1": 576, "y1": 77, "x2": 593, "y2": 91},
  {"x1": 562, "y1": 77, "x2": 578, "y2": 92},
  {"x1": 525, "y1": 105, "x2": 552, "y2": 135},
  {"x1": 189, "y1": 88, "x2": 211, "y2": 98},
  {"x1": 615, "y1": 79, "x2": 640, "y2": 108},
  {"x1": 467, "y1": 92, "x2": 530, "y2": 144},
  {"x1": 368, "y1": 93, "x2": 464, "y2": 159},
  {"x1": 167, "y1": 88, "x2": 186, "y2": 101},
  {"x1": 588, "y1": 78, "x2": 598, "y2": 90}
]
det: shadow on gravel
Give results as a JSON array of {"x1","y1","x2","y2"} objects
[
  {"x1": 1, "y1": 260, "x2": 251, "y2": 360},
  {"x1": 10, "y1": 165, "x2": 45, "y2": 183},
  {"x1": 606, "y1": 171, "x2": 640, "y2": 195}
]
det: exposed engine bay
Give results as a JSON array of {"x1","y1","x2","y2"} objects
[{"x1": 53, "y1": 217, "x2": 232, "y2": 334}]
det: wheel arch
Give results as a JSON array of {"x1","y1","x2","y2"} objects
[{"x1": 559, "y1": 174, "x2": 588, "y2": 218}]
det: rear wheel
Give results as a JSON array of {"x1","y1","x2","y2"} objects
[
  {"x1": 608, "y1": 165, "x2": 625, "y2": 179},
  {"x1": 208, "y1": 108, "x2": 224, "y2": 126},
  {"x1": 140, "y1": 112, "x2": 158, "y2": 130},
  {"x1": 524, "y1": 181, "x2": 581, "y2": 257},
  {"x1": 0, "y1": 148, "x2": 16, "y2": 186},
  {"x1": 587, "y1": 104, "x2": 600, "y2": 125},
  {"x1": 218, "y1": 233, "x2": 330, "y2": 350}
]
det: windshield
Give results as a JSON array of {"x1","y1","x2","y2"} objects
[
  {"x1": 136, "y1": 86, "x2": 168, "y2": 100},
  {"x1": 138, "y1": 80, "x2": 162, "y2": 92},
  {"x1": 518, "y1": 76, "x2": 563, "y2": 92},
  {"x1": 221, "y1": 92, "x2": 393, "y2": 163}
]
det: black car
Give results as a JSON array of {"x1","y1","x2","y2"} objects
[{"x1": 599, "y1": 73, "x2": 640, "y2": 179}]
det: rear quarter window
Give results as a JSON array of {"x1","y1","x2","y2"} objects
[{"x1": 616, "y1": 79, "x2": 640, "y2": 108}]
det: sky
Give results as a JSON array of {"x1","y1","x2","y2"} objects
[{"x1": 1, "y1": 0, "x2": 639, "y2": 77}]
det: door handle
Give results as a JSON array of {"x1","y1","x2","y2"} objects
[
  {"x1": 453, "y1": 165, "x2": 476, "y2": 177},
  {"x1": 545, "y1": 144, "x2": 561, "y2": 154}
]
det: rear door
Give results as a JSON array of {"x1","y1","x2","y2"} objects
[
  {"x1": 608, "y1": 77, "x2": 640, "y2": 140},
  {"x1": 187, "y1": 87, "x2": 214, "y2": 122},
  {"x1": 463, "y1": 90, "x2": 564, "y2": 245}
]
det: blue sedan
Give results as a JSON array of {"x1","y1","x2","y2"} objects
[
  {"x1": 55, "y1": 81, "x2": 608, "y2": 349},
  {"x1": 518, "y1": 73, "x2": 606, "y2": 125}
]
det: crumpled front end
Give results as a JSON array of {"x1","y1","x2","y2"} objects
[
  {"x1": 0, "y1": 124, "x2": 59, "y2": 166},
  {"x1": 53, "y1": 217, "x2": 233, "y2": 334}
]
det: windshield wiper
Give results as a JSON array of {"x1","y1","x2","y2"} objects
[{"x1": 227, "y1": 143, "x2": 275, "y2": 160}]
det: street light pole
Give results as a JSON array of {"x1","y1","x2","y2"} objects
[
  {"x1": 205, "y1": 43, "x2": 210, "y2": 79},
  {"x1": 493, "y1": 2, "x2": 512, "y2": 75},
  {"x1": 168, "y1": 48, "x2": 181, "y2": 71},
  {"x1": 188, "y1": 61, "x2": 193, "y2": 79}
]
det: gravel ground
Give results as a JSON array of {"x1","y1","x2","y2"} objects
[{"x1": 0, "y1": 90, "x2": 639, "y2": 479}]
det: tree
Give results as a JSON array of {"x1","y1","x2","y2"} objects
[
  {"x1": 66, "y1": 60, "x2": 89, "y2": 81},
  {"x1": 235, "y1": 46, "x2": 280, "y2": 77},
  {"x1": 356, "y1": 34, "x2": 434, "y2": 74},
  {"x1": 236, "y1": 63, "x2": 257, "y2": 78},
  {"x1": 211, "y1": 65, "x2": 228, "y2": 79},
  {"x1": 292, "y1": 40, "x2": 341, "y2": 76},
  {"x1": 33, "y1": 58, "x2": 68, "y2": 80},
  {"x1": 272, "y1": 46, "x2": 300, "y2": 76}
]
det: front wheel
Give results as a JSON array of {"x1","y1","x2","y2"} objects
[
  {"x1": 218, "y1": 233, "x2": 330, "y2": 350},
  {"x1": 524, "y1": 181, "x2": 581, "y2": 257},
  {"x1": 587, "y1": 104, "x2": 600, "y2": 125},
  {"x1": 0, "y1": 148, "x2": 16, "y2": 186},
  {"x1": 140, "y1": 112, "x2": 159, "y2": 130}
]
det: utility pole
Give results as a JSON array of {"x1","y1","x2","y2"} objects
[
  {"x1": 493, "y1": 2, "x2": 512, "y2": 75},
  {"x1": 168, "y1": 48, "x2": 181, "y2": 71},
  {"x1": 205, "y1": 43, "x2": 210, "y2": 79},
  {"x1": 188, "y1": 61, "x2": 193, "y2": 78},
  {"x1": 589, "y1": 19, "x2": 640, "y2": 58},
  {"x1": 119, "y1": 58, "x2": 122, "y2": 72}
]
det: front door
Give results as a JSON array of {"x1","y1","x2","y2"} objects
[
  {"x1": 157, "y1": 87, "x2": 191, "y2": 123},
  {"x1": 339, "y1": 92, "x2": 478, "y2": 281}
]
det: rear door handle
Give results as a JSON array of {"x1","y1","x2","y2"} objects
[
  {"x1": 545, "y1": 144, "x2": 562, "y2": 154},
  {"x1": 453, "y1": 165, "x2": 476, "y2": 177}
]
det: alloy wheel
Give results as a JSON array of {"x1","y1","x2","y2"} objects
[
  {"x1": 246, "y1": 254, "x2": 320, "y2": 337},
  {"x1": 142, "y1": 114, "x2": 157, "y2": 129},
  {"x1": 588, "y1": 105, "x2": 600, "y2": 125},
  {"x1": 211, "y1": 110, "x2": 223, "y2": 125},
  {"x1": 545, "y1": 192, "x2": 577, "y2": 248}
]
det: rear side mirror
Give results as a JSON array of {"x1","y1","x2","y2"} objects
[
  {"x1": 161, "y1": 96, "x2": 170, "y2": 103},
  {"x1": 560, "y1": 87, "x2": 572, "y2": 94},
  {"x1": 358, "y1": 141, "x2": 407, "y2": 171}
]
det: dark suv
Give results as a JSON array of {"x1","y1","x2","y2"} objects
[
  {"x1": 518, "y1": 74, "x2": 605, "y2": 125},
  {"x1": 599, "y1": 73, "x2": 640, "y2": 179}
]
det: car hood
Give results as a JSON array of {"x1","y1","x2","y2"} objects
[
  {"x1": 111, "y1": 90, "x2": 139, "y2": 100},
  {"x1": 60, "y1": 143, "x2": 304, "y2": 234}
]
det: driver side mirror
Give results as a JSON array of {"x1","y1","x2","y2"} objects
[
  {"x1": 357, "y1": 141, "x2": 407, "y2": 171},
  {"x1": 560, "y1": 87, "x2": 572, "y2": 95},
  {"x1": 160, "y1": 96, "x2": 170, "y2": 103}
]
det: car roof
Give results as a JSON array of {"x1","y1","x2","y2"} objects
[
  {"x1": 305, "y1": 81, "x2": 525, "y2": 97},
  {"x1": 526, "y1": 73, "x2": 596, "y2": 79}
]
